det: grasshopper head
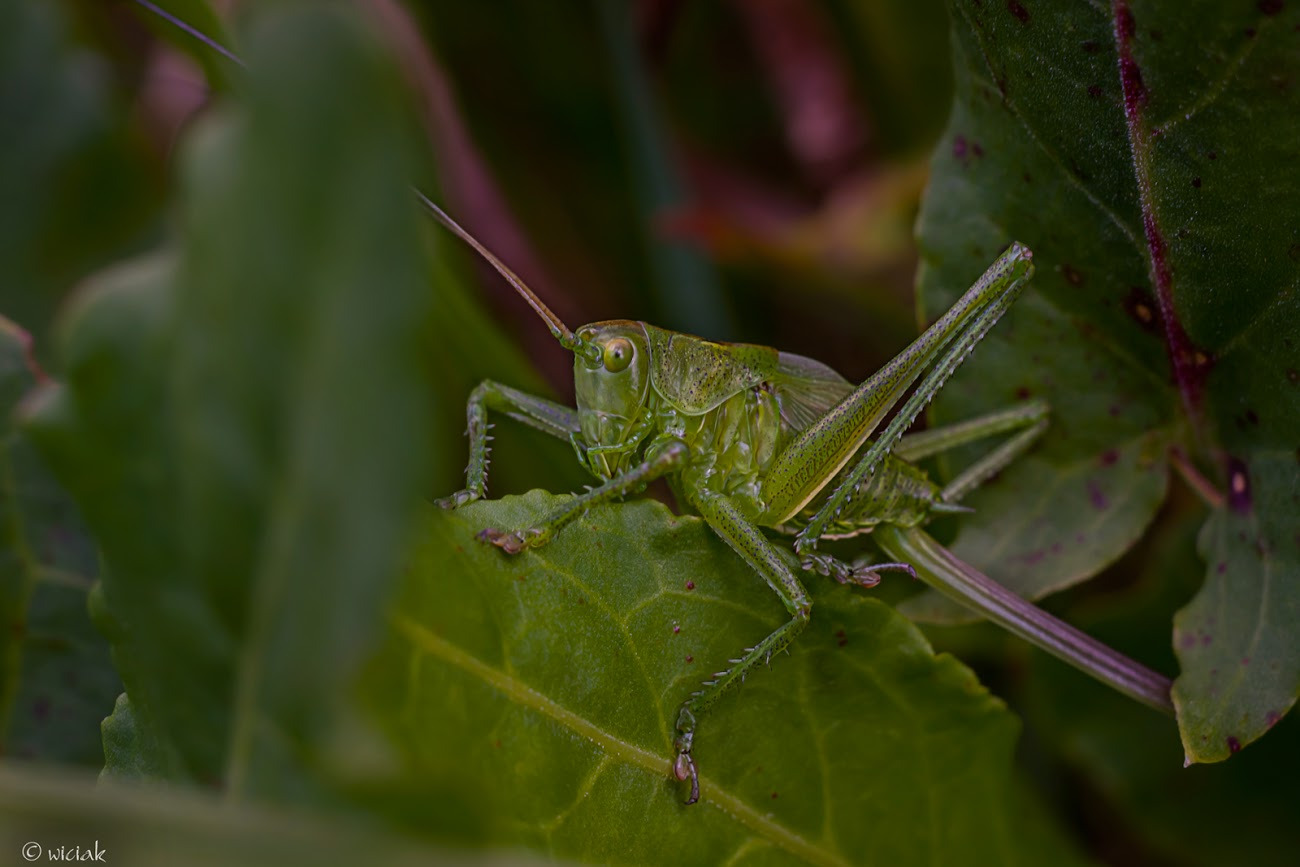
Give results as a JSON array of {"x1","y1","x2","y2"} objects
[
  {"x1": 419, "y1": 198, "x2": 653, "y2": 475},
  {"x1": 573, "y1": 321, "x2": 652, "y2": 474}
]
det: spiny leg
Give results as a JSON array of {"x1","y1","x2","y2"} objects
[
  {"x1": 893, "y1": 400, "x2": 1048, "y2": 462},
  {"x1": 803, "y1": 403, "x2": 1049, "y2": 583},
  {"x1": 795, "y1": 271, "x2": 1029, "y2": 553},
  {"x1": 479, "y1": 439, "x2": 688, "y2": 553},
  {"x1": 894, "y1": 400, "x2": 1049, "y2": 503},
  {"x1": 760, "y1": 244, "x2": 1033, "y2": 526},
  {"x1": 675, "y1": 491, "x2": 811, "y2": 805},
  {"x1": 940, "y1": 417, "x2": 1047, "y2": 504},
  {"x1": 436, "y1": 380, "x2": 579, "y2": 509}
]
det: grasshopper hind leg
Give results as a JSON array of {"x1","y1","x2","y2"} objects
[
  {"x1": 795, "y1": 401, "x2": 1049, "y2": 586},
  {"x1": 894, "y1": 399, "x2": 1050, "y2": 505}
]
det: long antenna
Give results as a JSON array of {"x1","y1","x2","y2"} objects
[
  {"x1": 413, "y1": 190, "x2": 583, "y2": 352},
  {"x1": 134, "y1": 0, "x2": 245, "y2": 67}
]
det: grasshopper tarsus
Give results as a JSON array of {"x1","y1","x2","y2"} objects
[
  {"x1": 672, "y1": 711, "x2": 701, "y2": 805},
  {"x1": 476, "y1": 528, "x2": 526, "y2": 554},
  {"x1": 672, "y1": 752, "x2": 700, "y2": 805},
  {"x1": 800, "y1": 551, "x2": 886, "y2": 588},
  {"x1": 435, "y1": 489, "x2": 480, "y2": 510},
  {"x1": 846, "y1": 570, "x2": 882, "y2": 589}
]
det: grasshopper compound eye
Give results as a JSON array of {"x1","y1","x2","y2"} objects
[{"x1": 602, "y1": 337, "x2": 634, "y2": 372}]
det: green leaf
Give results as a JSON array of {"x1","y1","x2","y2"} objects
[
  {"x1": 910, "y1": 0, "x2": 1300, "y2": 758},
  {"x1": 22, "y1": 0, "x2": 435, "y2": 795},
  {"x1": 0, "y1": 318, "x2": 119, "y2": 765},
  {"x1": 1174, "y1": 449, "x2": 1300, "y2": 761},
  {"x1": 100, "y1": 693, "x2": 169, "y2": 782},
  {"x1": 360, "y1": 492, "x2": 1087, "y2": 866}
]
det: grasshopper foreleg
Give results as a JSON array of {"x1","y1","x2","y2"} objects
[
  {"x1": 436, "y1": 380, "x2": 579, "y2": 509},
  {"x1": 479, "y1": 439, "x2": 688, "y2": 553}
]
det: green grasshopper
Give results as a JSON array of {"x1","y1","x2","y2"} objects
[
  {"x1": 118, "y1": 0, "x2": 1069, "y2": 806},
  {"x1": 130, "y1": 0, "x2": 1174, "y2": 810},
  {"x1": 423, "y1": 195, "x2": 1051, "y2": 804}
]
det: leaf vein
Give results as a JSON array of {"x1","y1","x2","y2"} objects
[{"x1": 393, "y1": 614, "x2": 850, "y2": 867}]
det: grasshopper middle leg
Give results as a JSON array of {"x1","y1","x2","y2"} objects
[{"x1": 478, "y1": 439, "x2": 688, "y2": 553}]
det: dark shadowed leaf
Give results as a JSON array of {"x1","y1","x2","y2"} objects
[
  {"x1": 22, "y1": 1, "x2": 435, "y2": 795},
  {"x1": 909, "y1": 0, "x2": 1300, "y2": 761},
  {"x1": 0, "y1": 0, "x2": 161, "y2": 354},
  {"x1": 0, "y1": 319, "x2": 118, "y2": 766}
]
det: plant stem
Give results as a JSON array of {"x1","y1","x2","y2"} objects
[{"x1": 876, "y1": 525, "x2": 1174, "y2": 715}]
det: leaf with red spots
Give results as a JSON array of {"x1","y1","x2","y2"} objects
[
  {"x1": 911, "y1": 0, "x2": 1300, "y2": 761},
  {"x1": 1175, "y1": 449, "x2": 1300, "y2": 761},
  {"x1": 1013, "y1": 504, "x2": 1300, "y2": 866}
]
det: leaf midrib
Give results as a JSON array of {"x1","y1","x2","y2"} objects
[{"x1": 392, "y1": 613, "x2": 851, "y2": 867}]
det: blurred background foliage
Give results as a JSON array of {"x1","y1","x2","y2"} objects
[{"x1": 0, "y1": 0, "x2": 1296, "y2": 864}]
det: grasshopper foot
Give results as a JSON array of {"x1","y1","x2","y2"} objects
[
  {"x1": 672, "y1": 749, "x2": 700, "y2": 806},
  {"x1": 476, "y1": 527, "x2": 545, "y2": 554},
  {"x1": 435, "y1": 489, "x2": 481, "y2": 510},
  {"x1": 800, "y1": 551, "x2": 882, "y2": 588},
  {"x1": 672, "y1": 709, "x2": 700, "y2": 805}
]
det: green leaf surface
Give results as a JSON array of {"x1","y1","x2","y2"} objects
[
  {"x1": 361, "y1": 492, "x2": 1087, "y2": 866},
  {"x1": 99, "y1": 693, "x2": 168, "y2": 782},
  {"x1": 910, "y1": 0, "x2": 1300, "y2": 759},
  {"x1": 0, "y1": 319, "x2": 118, "y2": 765},
  {"x1": 22, "y1": 1, "x2": 436, "y2": 795},
  {"x1": 1174, "y1": 450, "x2": 1300, "y2": 761}
]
